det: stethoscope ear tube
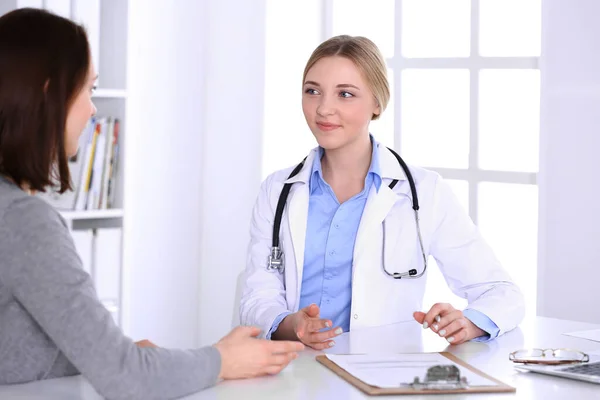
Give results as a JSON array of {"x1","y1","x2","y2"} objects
[
  {"x1": 381, "y1": 208, "x2": 428, "y2": 280},
  {"x1": 386, "y1": 147, "x2": 419, "y2": 211}
]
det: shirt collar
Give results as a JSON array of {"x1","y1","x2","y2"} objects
[{"x1": 309, "y1": 134, "x2": 382, "y2": 194}]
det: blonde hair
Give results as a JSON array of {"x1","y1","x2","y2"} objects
[{"x1": 302, "y1": 35, "x2": 390, "y2": 120}]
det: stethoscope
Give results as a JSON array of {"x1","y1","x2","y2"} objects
[{"x1": 267, "y1": 147, "x2": 428, "y2": 280}]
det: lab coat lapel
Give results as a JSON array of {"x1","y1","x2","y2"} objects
[
  {"x1": 353, "y1": 184, "x2": 400, "y2": 263},
  {"x1": 353, "y1": 143, "x2": 411, "y2": 269},
  {"x1": 283, "y1": 150, "x2": 315, "y2": 308},
  {"x1": 287, "y1": 183, "x2": 309, "y2": 304}
]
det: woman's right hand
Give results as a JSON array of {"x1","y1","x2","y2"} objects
[
  {"x1": 214, "y1": 326, "x2": 304, "y2": 380},
  {"x1": 273, "y1": 304, "x2": 343, "y2": 350}
]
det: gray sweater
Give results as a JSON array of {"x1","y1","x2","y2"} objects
[{"x1": 0, "y1": 177, "x2": 221, "y2": 399}]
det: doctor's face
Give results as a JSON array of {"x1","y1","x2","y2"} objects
[{"x1": 302, "y1": 56, "x2": 380, "y2": 151}]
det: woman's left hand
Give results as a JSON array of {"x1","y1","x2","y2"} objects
[
  {"x1": 135, "y1": 339, "x2": 158, "y2": 348},
  {"x1": 413, "y1": 303, "x2": 485, "y2": 345}
]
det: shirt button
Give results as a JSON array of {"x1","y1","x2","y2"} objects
[
  {"x1": 329, "y1": 250, "x2": 335, "y2": 256},
  {"x1": 335, "y1": 224, "x2": 340, "y2": 229},
  {"x1": 353, "y1": 314, "x2": 358, "y2": 319}
]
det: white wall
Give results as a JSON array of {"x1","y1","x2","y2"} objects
[
  {"x1": 123, "y1": 0, "x2": 206, "y2": 347},
  {"x1": 197, "y1": 0, "x2": 266, "y2": 347},
  {"x1": 123, "y1": 0, "x2": 266, "y2": 348},
  {"x1": 537, "y1": 0, "x2": 600, "y2": 324}
]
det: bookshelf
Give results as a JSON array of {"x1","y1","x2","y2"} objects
[
  {"x1": 93, "y1": 89, "x2": 127, "y2": 99},
  {"x1": 60, "y1": 208, "x2": 124, "y2": 220},
  {"x1": 3, "y1": 0, "x2": 130, "y2": 327}
]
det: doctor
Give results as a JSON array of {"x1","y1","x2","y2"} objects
[{"x1": 240, "y1": 35, "x2": 525, "y2": 350}]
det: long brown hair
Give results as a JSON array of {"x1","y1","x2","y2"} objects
[{"x1": 0, "y1": 8, "x2": 91, "y2": 193}]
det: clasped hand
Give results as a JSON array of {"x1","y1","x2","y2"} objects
[{"x1": 413, "y1": 303, "x2": 485, "y2": 345}]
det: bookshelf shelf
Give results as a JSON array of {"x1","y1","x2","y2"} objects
[
  {"x1": 60, "y1": 208, "x2": 124, "y2": 220},
  {"x1": 93, "y1": 89, "x2": 127, "y2": 99}
]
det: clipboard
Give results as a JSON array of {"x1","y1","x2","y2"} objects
[{"x1": 316, "y1": 352, "x2": 516, "y2": 395}]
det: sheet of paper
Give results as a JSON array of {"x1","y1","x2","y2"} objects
[
  {"x1": 326, "y1": 353, "x2": 497, "y2": 389},
  {"x1": 563, "y1": 329, "x2": 600, "y2": 343}
]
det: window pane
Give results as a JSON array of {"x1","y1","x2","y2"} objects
[
  {"x1": 478, "y1": 182, "x2": 538, "y2": 317},
  {"x1": 263, "y1": 0, "x2": 322, "y2": 178},
  {"x1": 400, "y1": 69, "x2": 470, "y2": 168},
  {"x1": 332, "y1": 0, "x2": 395, "y2": 58},
  {"x1": 401, "y1": 0, "x2": 471, "y2": 58},
  {"x1": 479, "y1": 0, "x2": 541, "y2": 57},
  {"x1": 479, "y1": 70, "x2": 540, "y2": 172},
  {"x1": 370, "y1": 68, "x2": 394, "y2": 148}
]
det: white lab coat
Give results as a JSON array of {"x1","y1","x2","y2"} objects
[{"x1": 240, "y1": 141, "x2": 525, "y2": 339}]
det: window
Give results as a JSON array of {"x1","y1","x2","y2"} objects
[{"x1": 264, "y1": 0, "x2": 541, "y2": 316}]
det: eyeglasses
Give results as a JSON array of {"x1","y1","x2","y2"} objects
[{"x1": 509, "y1": 348, "x2": 590, "y2": 365}]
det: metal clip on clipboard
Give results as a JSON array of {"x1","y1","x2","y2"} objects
[{"x1": 408, "y1": 365, "x2": 469, "y2": 390}]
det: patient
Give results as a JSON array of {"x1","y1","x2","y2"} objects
[{"x1": 0, "y1": 8, "x2": 302, "y2": 400}]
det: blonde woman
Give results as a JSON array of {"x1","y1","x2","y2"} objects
[{"x1": 240, "y1": 35, "x2": 525, "y2": 350}]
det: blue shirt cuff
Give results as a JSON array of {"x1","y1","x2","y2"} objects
[
  {"x1": 266, "y1": 311, "x2": 292, "y2": 339},
  {"x1": 463, "y1": 309, "x2": 500, "y2": 342}
]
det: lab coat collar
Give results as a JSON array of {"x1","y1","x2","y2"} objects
[
  {"x1": 377, "y1": 142, "x2": 408, "y2": 181},
  {"x1": 283, "y1": 149, "x2": 318, "y2": 185},
  {"x1": 283, "y1": 139, "x2": 407, "y2": 185}
]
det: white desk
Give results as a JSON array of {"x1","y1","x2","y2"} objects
[{"x1": 1, "y1": 317, "x2": 599, "y2": 399}]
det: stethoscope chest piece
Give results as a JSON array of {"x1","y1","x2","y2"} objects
[{"x1": 267, "y1": 246, "x2": 284, "y2": 273}]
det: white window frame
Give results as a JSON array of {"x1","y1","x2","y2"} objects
[{"x1": 322, "y1": 0, "x2": 539, "y2": 224}]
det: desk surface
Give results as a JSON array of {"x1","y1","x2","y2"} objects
[{"x1": 1, "y1": 317, "x2": 599, "y2": 399}]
